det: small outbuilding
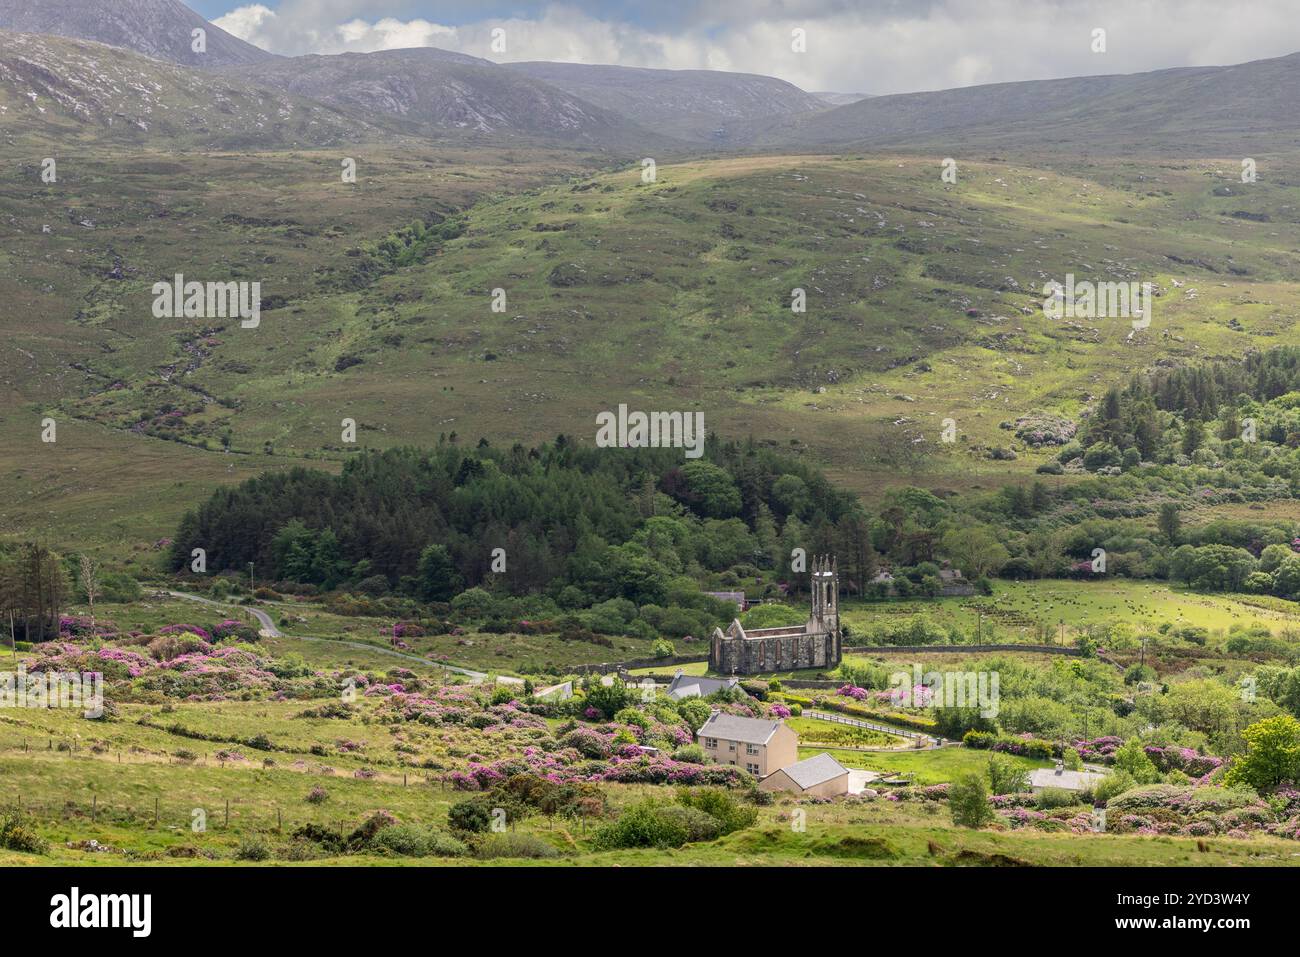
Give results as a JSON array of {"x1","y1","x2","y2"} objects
[{"x1": 758, "y1": 752, "x2": 850, "y2": 797}]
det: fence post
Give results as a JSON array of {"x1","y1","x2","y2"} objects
[
  {"x1": 225, "y1": 799, "x2": 230, "y2": 828},
  {"x1": 154, "y1": 798, "x2": 159, "y2": 826},
  {"x1": 92, "y1": 795, "x2": 97, "y2": 822}
]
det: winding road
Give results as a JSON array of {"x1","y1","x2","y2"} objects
[{"x1": 165, "y1": 591, "x2": 492, "y2": 681}]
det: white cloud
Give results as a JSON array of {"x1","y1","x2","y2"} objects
[
  {"x1": 212, "y1": 1, "x2": 1300, "y2": 95},
  {"x1": 212, "y1": 4, "x2": 277, "y2": 42}
]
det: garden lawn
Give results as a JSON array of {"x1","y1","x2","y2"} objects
[{"x1": 799, "y1": 744, "x2": 1049, "y2": 785}]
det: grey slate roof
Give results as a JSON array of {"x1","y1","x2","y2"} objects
[
  {"x1": 697, "y1": 712, "x2": 782, "y2": 746},
  {"x1": 1027, "y1": 767, "x2": 1105, "y2": 791},
  {"x1": 666, "y1": 673, "x2": 739, "y2": 699},
  {"x1": 777, "y1": 752, "x2": 849, "y2": 790}
]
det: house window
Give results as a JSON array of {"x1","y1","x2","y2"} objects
[
  {"x1": 746, "y1": 763, "x2": 760, "y2": 775},
  {"x1": 704, "y1": 738, "x2": 717, "y2": 749},
  {"x1": 728, "y1": 741, "x2": 735, "y2": 751},
  {"x1": 746, "y1": 744, "x2": 758, "y2": 755}
]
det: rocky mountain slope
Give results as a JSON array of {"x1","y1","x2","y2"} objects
[
  {"x1": 0, "y1": 29, "x2": 381, "y2": 149},
  {"x1": 504, "y1": 61, "x2": 827, "y2": 145},
  {"x1": 0, "y1": 0, "x2": 274, "y2": 67},
  {"x1": 241, "y1": 49, "x2": 669, "y2": 150}
]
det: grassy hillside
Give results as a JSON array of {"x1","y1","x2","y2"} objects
[
  {"x1": 3, "y1": 694, "x2": 1296, "y2": 867},
  {"x1": 5, "y1": 147, "x2": 1300, "y2": 546}
]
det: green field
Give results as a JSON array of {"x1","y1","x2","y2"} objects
[
  {"x1": 800, "y1": 745, "x2": 1049, "y2": 785},
  {"x1": 841, "y1": 579, "x2": 1300, "y2": 642},
  {"x1": 787, "y1": 716, "x2": 903, "y2": 749}
]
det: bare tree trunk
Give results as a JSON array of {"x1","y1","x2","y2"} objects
[{"x1": 80, "y1": 554, "x2": 99, "y2": 635}]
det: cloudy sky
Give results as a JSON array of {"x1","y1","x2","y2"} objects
[{"x1": 192, "y1": 1, "x2": 1300, "y2": 95}]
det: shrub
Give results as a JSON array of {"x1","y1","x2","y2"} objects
[
  {"x1": 1113, "y1": 737, "x2": 1162, "y2": 784},
  {"x1": 372, "y1": 823, "x2": 466, "y2": 858},
  {"x1": 1035, "y1": 787, "x2": 1081, "y2": 810},
  {"x1": 278, "y1": 839, "x2": 322, "y2": 862},
  {"x1": 448, "y1": 796, "x2": 494, "y2": 834},
  {"x1": 676, "y1": 787, "x2": 758, "y2": 835},
  {"x1": 672, "y1": 744, "x2": 707, "y2": 764},
  {"x1": 305, "y1": 786, "x2": 329, "y2": 804},
  {"x1": 650, "y1": 638, "x2": 675, "y2": 659},
  {"x1": 582, "y1": 680, "x2": 631, "y2": 719},
  {"x1": 290, "y1": 824, "x2": 345, "y2": 854},
  {"x1": 474, "y1": 833, "x2": 561, "y2": 859},
  {"x1": 653, "y1": 805, "x2": 722, "y2": 843},
  {"x1": 1224, "y1": 715, "x2": 1300, "y2": 791},
  {"x1": 949, "y1": 774, "x2": 994, "y2": 829},
  {"x1": 676, "y1": 698, "x2": 712, "y2": 732},
  {"x1": 346, "y1": 810, "x2": 398, "y2": 850},
  {"x1": 987, "y1": 755, "x2": 1030, "y2": 795},
  {"x1": 0, "y1": 816, "x2": 47, "y2": 854},
  {"x1": 236, "y1": 835, "x2": 271, "y2": 861},
  {"x1": 1093, "y1": 771, "x2": 1137, "y2": 806},
  {"x1": 593, "y1": 800, "x2": 690, "y2": 850},
  {"x1": 1024, "y1": 739, "x2": 1055, "y2": 761}
]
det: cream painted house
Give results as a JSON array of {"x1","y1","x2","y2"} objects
[
  {"x1": 758, "y1": 752, "x2": 850, "y2": 798},
  {"x1": 696, "y1": 712, "x2": 798, "y2": 778}
]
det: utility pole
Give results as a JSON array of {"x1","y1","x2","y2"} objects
[{"x1": 248, "y1": 563, "x2": 255, "y2": 596}]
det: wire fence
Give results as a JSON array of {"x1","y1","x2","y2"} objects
[
  {"x1": 0, "y1": 736, "x2": 454, "y2": 842},
  {"x1": 0, "y1": 792, "x2": 377, "y2": 839}
]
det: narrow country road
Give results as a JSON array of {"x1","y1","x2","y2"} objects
[
  {"x1": 166, "y1": 589, "x2": 281, "y2": 637},
  {"x1": 165, "y1": 590, "x2": 491, "y2": 681}
]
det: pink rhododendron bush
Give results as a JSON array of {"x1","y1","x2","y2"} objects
[
  {"x1": 896, "y1": 779, "x2": 1300, "y2": 840},
  {"x1": 26, "y1": 641, "x2": 340, "y2": 701},
  {"x1": 26, "y1": 625, "x2": 774, "y2": 790},
  {"x1": 372, "y1": 686, "x2": 752, "y2": 788},
  {"x1": 1102, "y1": 784, "x2": 1300, "y2": 838},
  {"x1": 1073, "y1": 736, "x2": 1224, "y2": 778}
]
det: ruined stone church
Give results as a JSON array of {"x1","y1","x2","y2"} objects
[{"x1": 709, "y1": 556, "x2": 842, "y2": 675}]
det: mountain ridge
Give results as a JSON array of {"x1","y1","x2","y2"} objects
[
  {"x1": 237, "y1": 48, "x2": 674, "y2": 151},
  {"x1": 756, "y1": 51, "x2": 1300, "y2": 153},
  {"x1": 502, "y1": 60, "x2": 828, "y2": 145},
  {"x1": 0, "y1": 0, "x2": 275, "y2": 67}
]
